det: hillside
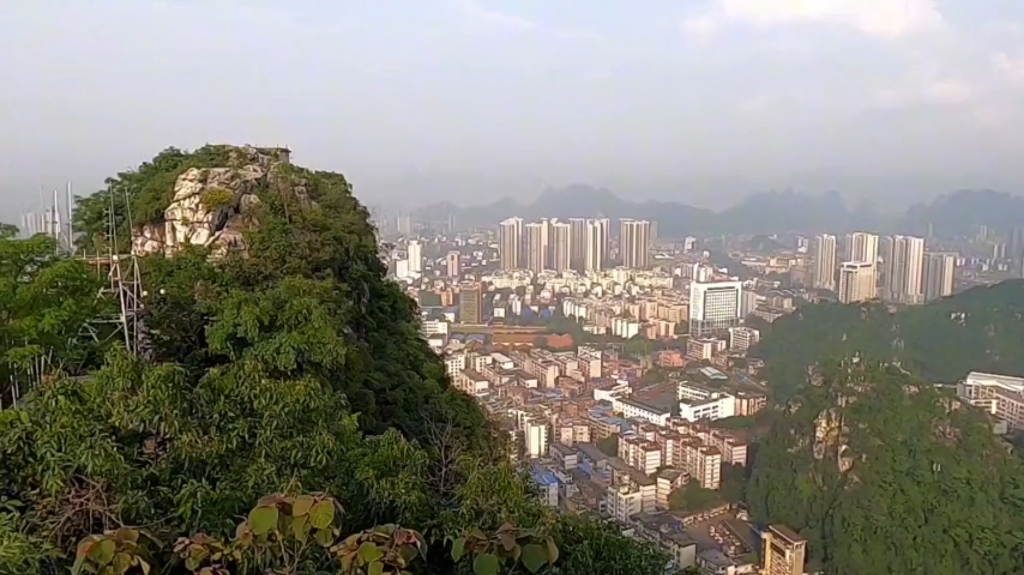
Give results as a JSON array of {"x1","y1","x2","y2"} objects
[
  {"x1": 746, "y1": 360, "x2": 1024, "y2": 575},
  {"x1": 1, "y1": 145, "x2": 665, "y2": 574},
  {"x1": 749, "y1": 280, "x2": 1024, "y2": 401}
]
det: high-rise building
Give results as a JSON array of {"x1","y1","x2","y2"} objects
[
  {"x1": 845, "y1": 232, "x2": 879, "y2": 263},
  {"x1": 924, "y1": 252, "x2": 956, "y2": 302},
  {"x1": 595, "y1": 218, "x2": 610, "y2": 260},
  {"x1": 407, "y1": 240, "x2": 422, "y2": 274},
  {"x1": 620, "y1": 219, "x2": 651, "y2": 269},
  {"x1": 446, "y1": 250, "x2": 461, "y2": 278},
  {"x1": 498, "y1": 217, "x2": 523, "y2": 270},
  {"x1": 761, "y1": 525, "x2": 807, "y2": 575},
  {"x1": 838, "y1": 261, "x2": 875, "y2": 303},
  {"x1": 458, "y1": 282, "x2": 482, "y2": 324},
  {"x1": 525, "y1": 222, "x2": 549, "y2": 273},
  {"x1": 569, "y1": 218, "x2": 587, "y2": 271},
  {"x1": 689, "y1": 280, "x2": 742, "y2": 336},
  {"x1": 882, "y1": 235, "x2": 926, "y2": 304},
  {"x1": 550, "y1": 221, "x2": 572, "y2": 272},
  {"x1": 812, "y1": 234, "x2": 838, "y2": 291},
  {"x1": 585, "y1": 219, "x2": 607, "y2": 272}
]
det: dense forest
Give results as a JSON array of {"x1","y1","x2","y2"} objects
[
  {"x1": 749, "y1": 280, "x2": 1024, "y2": 401},
  {"x1": 746, "y1": 360, "x2": 1024, "y2": 575},
  {"x1": 0, "y1": 146, "x2": 666, "y2": 574}
]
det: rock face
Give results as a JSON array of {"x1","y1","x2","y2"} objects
[{"x1": 132, "y1": 146, "x2": 297, "y2": 257}]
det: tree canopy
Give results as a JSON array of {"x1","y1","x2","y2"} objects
[
  {"x1": 746, "y1": 359, "x2": 1024, "y2": 575},
  {"x1": 0, "y1": 146, "x2": 665, "y2": 574},
  {"x1": 749, "y1": 280, "x2": 1024, "y2": 402}
]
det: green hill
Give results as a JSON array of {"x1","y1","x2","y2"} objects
[
  {"x1": 0, "y1": 145, "x2": 664, "y2": 575},
  {"x1": 750, "y1": 280, "x2": 1024, "y2": 401},
  {"x1": 746, "y1": 360, "x2": 1024, "y2": 575}
]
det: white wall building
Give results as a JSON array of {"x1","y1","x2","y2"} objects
[{"x1": 689, "y1": 280, "x2": 742, "y2": 336}]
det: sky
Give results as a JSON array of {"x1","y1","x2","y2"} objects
[{"x1": 3, "y1": 0, "x2": 1024, "y2": 217}]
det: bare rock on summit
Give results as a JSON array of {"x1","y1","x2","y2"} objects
[{"x1": 131, "y1": 146, "x2": 292, "y2": 258}]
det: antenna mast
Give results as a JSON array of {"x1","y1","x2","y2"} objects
[{"x1": 99, "y1": 185, "x2": 146, "y2": 357}]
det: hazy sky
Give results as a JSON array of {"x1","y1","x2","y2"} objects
[{"x1": 3, "y1": 0, "x2": 1024, "y2": 216}]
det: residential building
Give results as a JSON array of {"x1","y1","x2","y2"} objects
[
  {"x1": 812, "y1": 234, "x2": 837, "y2": 290},
  {"x1": 761, "y1": 525, "x2": 807, "y2": 575},
  {"x1": 458, "y1": 283, "x2": 482, "y2": 324},
  {"x1": 525, "y1": 221, "x2": 549, "y2": 273},
  {"x1": 569, "y1": 218, "x2": 587, "y2": 272},
  {"x1": 882, "y1": 235, "x2": 926, "y2": 304},
  {"x1": 957, "y1": 371, "x2": 1024, "y2": 430},
  {"x1": 728, "y1": 326, "x2": 760, "y2": 352},
  {"x1": 550, "y1": 221, "x2": 572, "y2": 272},
  {"x1": 838, "y1": 261, "x2": 875, "y2": 303},
  {"x1": 924, "y1": 252, "x2": 956, "y2": 301},
  {"x1": 620, "y1": 219, "x2": 652, "y2": 269},
  {"x1": 585, "y1": 219, "x2": 607, "y2": 272},
  {"x1": 498, "y1": 217, "x2": 523, "y2": 270},
  {"x1": 407, "y1": 240, "x2": 422, "y2": 273},
  {"x1": 446, "y1": 250, "x2": 460, "y2": 278}
]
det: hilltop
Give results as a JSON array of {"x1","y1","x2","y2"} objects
[
  {"x1": 750, "y1": 280, "x2": 1024, "y2": 402},
  {"x1": 3, "y1": 145, "x2": 666, "y2": 574}
]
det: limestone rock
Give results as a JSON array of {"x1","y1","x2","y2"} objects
[{"x1": 131, "y1": 145, "x2": 290, "y2": 257}]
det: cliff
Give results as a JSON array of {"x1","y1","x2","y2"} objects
[{"x1": 129, "y1": 146, "x2": 298, "y2": 257}]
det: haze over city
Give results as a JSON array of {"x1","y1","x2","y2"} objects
[{"x1": 4, "y1": 0, "x2": 1024, "y2": 218}]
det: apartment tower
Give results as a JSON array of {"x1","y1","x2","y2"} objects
[
  {"x1": 812, "y1": 234, "x2": 837, "y2": 291},
  {"x1": 882, "y1": 235, "x2": 926, "y2": 304},
  {"x1": 620, "y1": 219, "x2": 652, "y2": 269},
  {"x1": 550, "y1": 221, "x2": 572, "y2": 272},
  {"x1": 838, "y1": 261, "x2": 875, "y2": 303},
  {"x1": 924, "y1": 252, "x2": 957, "y2": 301},
  {"x1": 525, "y1": 221, "x2": 549, "y2": 273},
  {"x1": 569, "y1": 218, "x2": 588, "y2": 271},
  {"x1": 761, "y1": 525, "x2": 807, "y2": 575},
  {"x1": 497, "y1": 217, "x2": 524, "y2": 270},
  {"x1": 585, "y1": 219, "x2": 607, "y2": 272}
]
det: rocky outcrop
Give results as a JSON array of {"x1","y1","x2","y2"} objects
[{"x1": 132, "y1": 146, "x2": 295, "y2": 258}]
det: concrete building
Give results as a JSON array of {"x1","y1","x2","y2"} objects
[
  {"x1": 550, "y1": 221, "x2": 572, "y2": 272},
  {"x1": 812, "y1": 234, "x2": 837, "y2": 291},
  {"x1": 838, "y1": 261, "x2": 875, "y2": 303},
  {"x1": 924, "y1": 252, "x2": 956, "y2": 301},
  {"x1": 458, "y1": 282, "x2": 482, "y2": 324},
  {"x1": 525, "y1": 221, "x2": 549, "y2": 273},
  {"x1": 619, "y1": 219, "x2": 652, "y2": 269},
  {"x1": 407, "y1": 240, "x2": 422, "y2": 274},
  {"x1": 761, "y1": 525, "x2": 807, "y2": 575},
  {"x1": 958, "y1": 371, "x2": 1024, "y2": 430},
  {"x1": 446, "y1": 250, "x2": 461, "y2": 278},
  {"x1": 585, "y1": 219, "x2": 607, "y2": 272},
  {"x1": 498, "y1": 217, "x2": 523, "y2": 270},
  {"x1": 689, "y1": 281, "x2": 742, "y2": 336},
  {"x1": 882, "y1": 235, "x2": 926, "y2": 304}
]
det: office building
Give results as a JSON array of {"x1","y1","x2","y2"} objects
[
  {"x1": 585, "y1": 219, "x2": 607, "y2": 272},
  {"x1": 458, "y1": 282, "x2": 482, "y2": 324},
  {"x1": 838, "y1": 261, "x2": 875, "y2": 303},
  {"x1": 620, "y1": 219, "x2": 652, "y2": 269},
  {"x1": 924, "y1": 252, "x2": 956, "y2": 301},
  {"x1": 761, "y1": 525, "x2": 807, "y2": 575},
  {"x1": 882, "y1": 235, "x2": 926, "y2": 304},
  {"x1": 407, "y1": 240, "x2": 422, "y2": 274},
  {"x1": 498, "y1": 217, "x2": 523, "y2": 270},
  {"x1": 550, "y1": 221, "x2": 572, "y2": 272},
  {"x1": 569, "y1": 218, "x2": 587, "y2": 271},
  {"x1": 525, "y1": 221, "x2": 549, "y2": 273},
  {"x1": 689, "y1": 280, "x2": 742, "y2": 336},
  {"x1": 812, "y1": 234, "x2": 837, "y2": 291}
]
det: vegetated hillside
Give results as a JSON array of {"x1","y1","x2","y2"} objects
[
  {"x1": 749, "y1": 280, "x2": 1024, "y2": 401},
  {"x1": 746, "y1": 360, "x2": 1024, "y2": 575},
  {"x1": 0, "y1": 146, "x2": 666, "y2": 575}
]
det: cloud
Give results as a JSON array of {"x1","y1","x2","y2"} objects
[
  {"x1": 684, "y1": 0, "x2": 943, "y2": 40},
  {"x1": 680, "y1": 15, "x2": 717, "y2": 44},
  {"x1": 992, "y1": 51, "x2": 1024, "y2": 86},
  {"x1": 460, "y1": 0, "x2": 536, "y2": 31}
]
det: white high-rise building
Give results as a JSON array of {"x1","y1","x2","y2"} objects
[
  {"x1": 585, "y1": 219, "x2": 607, "y2": 272},
  {"x1": 846, "y1": 232, "x2": 880, "y2": 263},
  {"x1": 524, "y1": 418, "x2": 549, "y2": 460},
  {"x1": 620, "y1": 219, "x2": 651, "y2": 269},
  {"x1": 407, "y1": 240, "x2": 422, "y2": 274},
  {"x1": 525, "y1": 222, "x2": 549, "y2": 273},
  {"x1": 838, "y1": 261, "x2": 876, "y2": 303},
  {"x1": 550, "y1": 221, "x2": 572, "y2": 272},
  {"x1": 689, "y1": 280, "x2": 742, "y2": 336},
  {"x1": 569, "y1": 218, "x2": 587, "y2": 271},
  {"x1": 883, "y1": 235, "x2": 926, "y2": 304},
  {"x1": 812, "y1": 234, "x2": 838, "y2": 291},
  {"x1": 498, "y1": 217, "x2": 523, "y2": 270},
  {"x1": 924, "y1": 252, "x2": 957, "y2": 302}
]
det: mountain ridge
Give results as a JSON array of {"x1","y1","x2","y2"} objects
[{"x1": 415, "y1": 185, "x2": 1023, "y2": 237}]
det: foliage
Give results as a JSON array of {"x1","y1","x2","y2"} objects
[
  {"x1": 200, "y1": 187, "x2": 236, "y2": 212},
  {"x1": 746, "y1": 360, "x2": 1024, "y2": 575},
  {"x1": 595, "y1": 435, "x2": 618, "y2": 457},
  {"x1": 0, "y1": 146, "x2": 664, "y2": 575},
  {"x1": 668, "y1": 484, "x2": 721, "y2": 512},
  {"x1": 70, "y1": 491, "x2": 560, "y2": 575},
  {"x1": 749, "y1": 280, "x2": 1024, "y2": 402},
  {"x1": 0, "y1": 234, "x2": 115, "y2": 408}
]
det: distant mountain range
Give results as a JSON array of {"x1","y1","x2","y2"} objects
[{"x1": 413, "y1": 186, "x2": 1024, "y2": 238}]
